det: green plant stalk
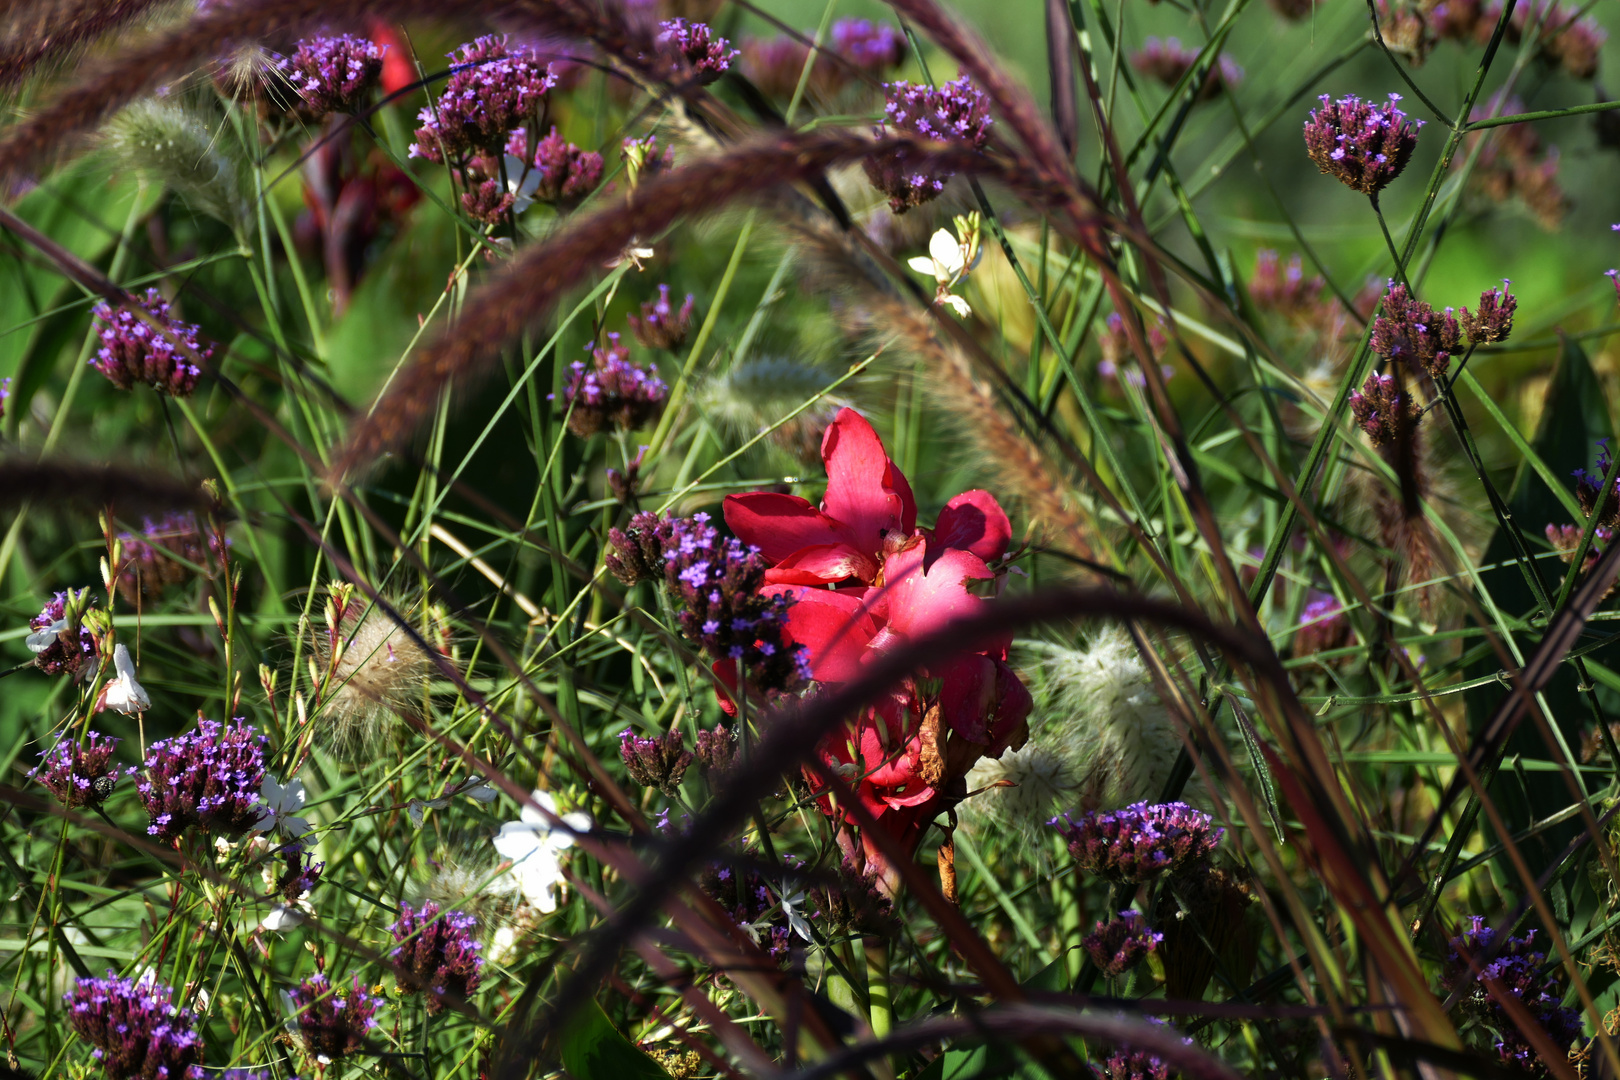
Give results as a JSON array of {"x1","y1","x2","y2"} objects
[{"x1": 864, "y1": 936, "x2": 892, "y2": 1040}]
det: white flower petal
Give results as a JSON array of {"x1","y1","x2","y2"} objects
[
  {"x1": 942, "y1": 294, "x2": 972, "y2": 319},
  {"x1": 929, "y1": 229, "x2": 964, "y2": 276},
  {"x1": 260, "y1": 905, "x2": 305, "y2": 931},
  {"x1": 407, "y1": 800, "x2": 427, "y2": 829},
  {"x1": 26, "y1": 619, "x2": 66, "y2": 653},
  {"x1": 906, "y1": 255, "x2": 938, "y2": 275},
  {"x1": 465, "y1": 780, "x2": 497, "y2": 803}
]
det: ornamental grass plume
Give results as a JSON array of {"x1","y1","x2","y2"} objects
[
  {"x1": 136, "y1": 717, "x2": 266, "y2": 843},
  {"x1": 1304, "y1": 93, "x2": 1422, "y2": 198},
  {"x1": 283, "y1": 972, "x2": 380, "y2": 1061},
  {"x1": 65, "y1": 971, "x2": 204, "y2": 1080},
  {"x1": 274, "y1": 34, "x2": 386, "y2": 118},
  {"x1": 557, "y1": 335, "x2": 669, "y2": 436},
  {"x1": 1052, "y1": 801, "x2": 1222, "y2": 882},
  {"x1": 864, "y1": 76, "x2": 993, "y2": 212},
  {"x1": 698, "y1": 355, "x2": 849, "y2": 463},
  {"x1": 29, "y1": 730, "x2": 120, "y2": 809},
  {"x1": 105, "y1": 99, "x2": 249, "y2": 234},
  {"x1": 91, "y1": 289, "x2": 210, "y2": 397},
  {"x1": 311, "y1": 584, "x2": 443, "y2": 758},
  {"x1": 389, "y1": 901, "x2": 483, "y2": 1014}
]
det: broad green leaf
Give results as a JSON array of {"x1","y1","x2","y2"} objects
[{"x1": 559, "y1": 996, "x2": 673, "y2": 1080}]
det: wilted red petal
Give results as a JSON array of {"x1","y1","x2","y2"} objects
[
  {"x1": 821, "y1": 408, "x2": 914, "y2": 554},
  {"x1": 723, "y1": 492, "x2": 851, "y2": 563},
  {"x1": 933, "y1": 489, "x2": 1012, "y2": 563},
  {"x1": 767, "y1": 586, "x2": 880, "y2": 682}
]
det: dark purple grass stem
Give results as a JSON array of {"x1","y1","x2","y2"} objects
[{"x1": 0, "y1": 0, "x2": 171, "y2": 88}]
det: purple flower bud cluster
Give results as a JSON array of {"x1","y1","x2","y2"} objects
[
  {"x1": 30, "y1": 731, "x2": 121, "y2": 809},
  {"x1": 1570, "y1": 440, "x2": 1620, "y2": 532},
  {"x1": 693, "y1": 723, "x2": 736, "y2": 776},
  {"x1": 1304, "y1": 93, "x2": 1422, "y2": 197},
  {"x1": 1466, "y1": 96, "x2": 1569, "y2": 230},
  {"x1": 389, "y1": 901, "x2": 483, "y2": 1014},
  {"x1": 606, "y1": 512, "x2": 810, "y2": 700},
  {"x1": 136, "y1": 718, "x2": 267, "y2": 843},
  {"x1": 91, "y1": 289, "x2": 209, "y2": 397},
  {"x1": 556, "y1": 335, "x2": 668, "y2": 437},
  {"x1": 65, "y1": 972, "x2": 205, "y2": 1080},
  {"x1": 700, "y1": 861, "x2": 809, "y2": 962},
  {"x1": 1370, "y1": 282, "x2": 1461, "y2": 381},
  {"x1": 1130, "y1": 38, "x2": 1243, "y2": 103},
  {"x1": 1095, "y1": 1020, "x2": 1190, "y2": 1080},
  {"x1": 285, "y1": 972, "x2": 380, "y2": 1059},
  {"x1": 1545, "y1": 522, "x2": 1609, "y2": 575},
  {"x1": 531, "y1": 127, "x2": 604, "y2": 207},
  {"x1": 1461, "y1": 282, "x2": 1516, "y2": 346},
  {"x1": 1097, "y1": 313, "x2": 1175, "y2": 388},
  {"x1": 1083, "y1": 910, "x2": 1162, "y2": 979},
  {"x1": 620, "y1": 727, "x2": 693, "y2": 795},
  {"x1": 410, "y1": 36, "x2": 555, "y2": 164},
  {"x1": 1051, "y1": 801, "x2": 1222, "y2": 882},
  {"x1": 461, "y1": 178, "x2": 514, "y2": 225},
  {"x1": 1442, "y1": 916, "x2": 1585, "y2": 1075},
  {"x1": 1250, "y1": 250, "x2": 1324, "y2": 320},
  {"x1": 740, "y1": 19, "x2": 906, "y2": 101},
  {"x1": 656, "y1": 19, "x2": 738, "y2": 85},
  {"x1": 628, "y1": 284, "x2": 695, "y2": 351},
  {"x1": 864, "y1": 76, "x2": 993, "y2": 213},
  {"x1": 275, "y1": 841, "x2": 324, "y2": 903},
  {"x1": 276, "y1": 35, "x2": 386, "y2": 118},
  {"x1": 1483, "y1": 0, "x2": 1606, "y2": 81},
  {"x1": 1349, "y1": 372, "x2": 1416, "y2": 449},
  {"x1": 1294, "y1": 591, "x2": 1352, "y2": 659},
  {"x1": 29, "y1": 589, "x2": 99, "y2": 678},
  {"x1": 116, "y1": 512, "x2": 226, "y2": 605},
  {"x1": 831, "y1": 19, "x2": 908, "y2": 75}
]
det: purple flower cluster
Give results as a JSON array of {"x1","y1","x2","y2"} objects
[
  {"x1": 693, "y1": 723, "x2": 736, "y2": 776},
  {"x1": 1250, "y1": 250, "x2": 1323, "y2": 320},
  {"x1": 864, "y1": 76, "x2": 993, "y2": 213},
  {"x1": 116, "y1": 512, "x2": 225, "y2": 605},
  {"x1": 1097, "y1": 313, "x2": 1174, "y2": 388},
  {"x1": 830, "y1": 19, "x2": 908, "y2": 74},
  {"x1": 275, "y1": 841, "x2": 324, "y2": 903},
  {"x1": 1130, "y1": 37, "x2": 1243, "y2": 103},
  {"x1": 65, "y1": 972, "x2": 204, "y2": 1080},
  {"x1": 1467, "y1": 96, "x2": 1568, "y2": 231},
  {"x1": 620, "y1": 727, "x2": 693, "y2": 795},
  {"x1": 91, "y1": 289, "x2": 209, "y2": 397},
  {"x1": 410, "y1": 36, "x2": 555, "y2": 164},
  {"x1": 1304, "y1": 93, "x2": 1422, "y2": 197},
  {"x1": 1294, "y1": 591, "x2": 1352, "y2": 659},
  {"x1": 136, "y1": 718, "x2": 266, "y2": 843},
  {"x1": 1571, "y1": 440, "x2": 1620, "y2": 531},
  {"x1": 389, "y1": 901, "x2": 483, "y2": 1014},
  {"x1": 1442, "y1": 916, "x2": 1585, "y2": 1076},
  {"x1": 461, "y1": 178, "x2": 514, "y2": 225},
  {"x1": 284, "y1": 972, "x2": 380, "y2": 1059},
  {"x1": 699, "y1": 862, "x2": 809, "y2": 962},
  {"x1": 1461, "y1": 282, "x2": 1516, "y2": 346},
  {"x1": 30, "y1": 731, "x2": 121, "y2": 809},
  {"x1": 605, "y1": 512, "x2": 810, "y2": 701},
  {"x1": 1370, "y1": 282, "x2": 1461, "y2": 381},
  {"x1": 276, "y1": 34, "x2": 386, "y2": 118},
  {"x1": 741, "y1": 19, "x2": 907, "y2": 100},
  {"x1": 1349, "y1": 372, "x2": 1415, "y2": 449},
  {"x1": 1094, "y1": 1019, "x2": 1189, "y2": 1080},
  {"x1": 531, "y1": 127, "x2": 604, "y2": 207},
  {"x1": 1051, "y1": 801, "x2": 1222, "y2": 882},
  {"x1": 1083, "y1": 910, "x2": 1162, "y2": 979},
  {"x1": 28, "y1": 588, "x2": 99, "y2": 678},
  {"x1": 556, "y1": 335, "x2": 668, "y2": 436},
  {"x1": 628, "y1": 284, "x2": 694, "y2": 351},
  {"x1": 656, "y1": 19, "x2": 737, "y2": 85}
]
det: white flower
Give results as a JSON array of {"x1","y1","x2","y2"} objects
[
  {"x1": 907, "y1": 225, "x2": 981, "y2": 319},
  {"x1": 97, "y1": 643, "x2": 150, "y2": 715},
  {"x1": 506, "y1": 154, "x2": 543, "y2": 214},
  {"x1": 260, "y1": 902, "x2": 310, "y2": 932},
  {"x1": 606, "y1": 242, "x2": 656, "y2": 271},
  {"x1": 780, "y1": 890, "x2": 812, "y2": 942},
  {"x1": 25, "y1": 619, "x2": 65, "y2": 653},
  {"x1": 492, "y1": 789, "x2": 590, "y2": 914},
  {"x1": 253, "y1": 775, "x2": 310, "y2": 840}
]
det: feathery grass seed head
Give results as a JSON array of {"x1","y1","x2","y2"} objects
[
  {"x1": 312, "y1": 584, "x2": 441, "y2": 758},
  {"x1": 106, "y1": 100, "x2": 249, "y2": 233}
]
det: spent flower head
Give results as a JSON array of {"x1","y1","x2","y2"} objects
[
  {"x1": 1304, "y1": 93, "x2": 1422, "y2": 197},
  {"x1": 30, "y1": 730, "x2": 121, "y2": 809},
  {"x1": 1083, "y1": 910, "x2": 1163, "y2": 979},
  {"x1": 91, "y1": 289, "x2": 209, "y2": 397},
  {"x1": 136, "y1": 717, "x2": 267, "y2": 843},
  {"x1": 66, "y1": 971, "x2": 205, "y2": 1080},
  {"x1": 1051, "y1": 801, "x2": 1222, "y2": 882},
  {"x1": 620, "y1": 727, "x2": 693, "y2": 795}
]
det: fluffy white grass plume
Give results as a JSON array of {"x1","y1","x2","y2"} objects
[
  {"x1": 309, "y1": 583, "x2": 445, "y2": 759},
  {"x1": 105, "y1": 98, "x2": 249, "y2": 235},
  {"x1": 698, "y1": 356, "x2": 851, "y2": 464}
]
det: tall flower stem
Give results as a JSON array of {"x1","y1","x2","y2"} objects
[
  {"x1": 864, "y1": 936, "x2": 892, "y2": 1039},
  {"x1": 1369, "y1": 194, "x2": 1408, "y2": 288}
]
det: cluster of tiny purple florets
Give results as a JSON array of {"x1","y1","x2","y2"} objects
[
  {"x1": 1442, "y1": 916, "x2": 1585, "y2": 1076},
  {"x1": 285, "y1": 972, "x2": 381, "y2": 1059},
  {"x1": 656, "y1": 19, "x2": 738, "y2": 85},
  {"x1": 620, "y1": 728, "x2": 693, "y2": 795},
  {"x1": 864, "y1": 76, "x2": 993, "y2": 213},
  {"x1": 136, "y1": 718, "x2": 266, "y2": 843},
  {"x1": 389, "y1": 901, "x2": 483, "y2": 1014},
  {"x1": 276, "y1": 34, "x2": 386, "y2": 118},
  {"x1": 1082, "y1": 910, "x2": 1162, "y2": 979},
  {"x1": 831, "y1": 19, "x2": 908, "y2": 73},
  {"x1": 1250, "y1": 250, "x2": 1323, "y2": 319},
  {"x1": 275, "y1": 840, "x2": 325, "y2": 903},
  {"x1": 65, "y1": 972, "x2": 205, "y2": 1080},
  {"x1": 29, "y1": 588, "x2": 99, "y2": 678},
  {"x1": 116, "y1": 512, "x2": 225, "y2": 605},
  {"x1": 1294, "y1": 591, "x2": 1352, "y2": 659},
  {"x1": 31, "y1": 731, "x2": 121, "y2": 809},
  {"x1": 410, "y1": 36, "x2": 555, "y2": 163},
  {"x1": 606, "y1": 512, "x2": 811, "y2": 700},
  {"x1": 740, "y1": 18, "x2": 907, "y2": 100},
  {"x1": 1349, "y1": 372, "x2": 1415, "y2": 449},
  {"x1": 1051, "y1": 801, "x2": 1222, "y2": 882},
  {"x1": 1130, "y1": 37, "x2": 1243, "y2": 103},
  {"x1": 700, "y1": 862, "x2": 809, "y2": 961},
  {"x1": 530, "y1": 126, "x2": 605, "y2": 207},
  {"x1": 91, "y1": 289, "x2": 209, "y2": 397},
  {"x1": 628, "y1": 284, "x2": 694, "y2": 351},
  {"x1": 1370, "y1": 282, "x2": 1461, "y2": 381},
  {"x1": 556, "y1": 335, "x2": 668, "y2": 437},
  {"x1": 1304, "y1": 93, "x2": 1422, "y2": 197}
]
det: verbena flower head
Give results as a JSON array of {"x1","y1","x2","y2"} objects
[
  {"x1": 136, "y1": 718, "x2": 266, "y2": 843},
  {"x1": 620, "y1": 727, "x2": 693, "y2": 795},
  {"x1": 740, "y1": 35, "x2": 813, "y2": 99},
  {"x1": 1094, "y1": 1019, "x2": 1190, "y2": 1080},
  {"x1": 1295, "y1": 591, "x2": 1352, "y2": 659},
  {"x1": 274, "y1": 840, "x2": 325, "y2": 903},
  {"x1": 831, "y1": 19, "x2": 907, "y2": 75},
  {"x1": 1098, "y1": 312, "x2": 1175, "y2": 388},
  {"x1": 1130, "y1": 37, "x2": 1243, "y2": 103},
  {"x1": 284, "y1": 972, "x2": 380, "y2": 1060},
  {"x1": 1051, "y1": 801, "x2": 1222, "y2": 882},
  {"x1": 530, "y1": 127, "x2": 604, "y2": 207},
  {"x1": 461, "y1": 177, "x2": 514, "y2": 225},
  {"x1": 67, "y1": 972, "x2": 205, "y2": 1080},
  {"x1": 864, "y1": 76, "x2": 993, "y2": 212},
  {"x1": 1304, "y1": 93, "x2": 1422, "y2": 197},
  {"x1": 27, "y1": 588, "x2": 99, "y2": 678},
  {"x1": 700, "y1": 860, "x2": 812, "y2": 962},
  {"x1": 628, "y1": 284, "x2": 694, "y2": 351},
  {"x1": 115, "y1": 512, "x2": 225, "y2": 604},
  {"x1": 1370, "y1": 282, "x2": 1461, "y2": 380},
  {"x1": 1250, "y1": 249, "x2": 1323, "y2": 320},
  {"x1": 31, "y1": 731, "x2": 120, "y2": 809},
  {"x1": 1349, "y1": 371, "x2": 1416, "y2": 448},
  {"x1": 656, "y1": 19, "x2": 738, "y2": 84},
  {"x1": 693, "y1": 723, "x2": 736, "y2": 776},
  {"x1": 276, "y1": 34, "x2": 386, "y2": 117},
  {"x1": 1461, "y1": 281, "x2": 1516, "y2": 345},
  {"x1": 91, "y1": 289, "x2": 209, "y2": 397},
  {"x1": 1442, "y1": 916, "x2": 1585, "y2": 1076},
  {"x1": 389, "y1": 901, "x2": 483, "y2": 1014},
  {"x1": 410, "y1": 36, "x2": 555, "y2": 163},
  {"x1": 1571, "y1": 440, "x2": 1620, "y2": 530},
  {"x1": 557, "y1": 335, "x2": 669, "y2": 436},
  {"x1": 1083, "y1": 910, "x2": 1162, "y2": 979}
]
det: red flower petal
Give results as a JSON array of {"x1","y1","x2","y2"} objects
[
  {"x1": 875, "y1": 544, "x2": 996, "y2": 646},
  {"x1": 933, "y1": 489, "x2": 1012, "y2": 564},
  {"x1": 820, "y1": 408, "x2": 916, "y2": 555},
  {"x1": 722, "y1": 492, "x2": 850, "y2": 563},
  {"x1": 765, "y1": 544, "x2": 879, "y2": 586},
  {"x1": 767, "y1": 586, "x2": 880, "y2": 682}
]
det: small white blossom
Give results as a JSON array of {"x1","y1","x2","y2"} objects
[
  {"x1": 906, "y1": 216, "x2": 982, "y2": 319},
  {"x1": 25, "y1": 619, "x2": 65, "y2": 653},
  {"x1": 506, "y1": 154, "x2": 543, "y2": 214},
  {"x1": 260, "y1": 901, "x2": 311, "y2": 932},
  {"x1": 97, "y1": 643, "x2": 150, "y2": 715},
  {"x1": 780, "y1": 890, "x2": 812, "y2": 942},
  {"x1": 253, "y1": 774, "x2": 311, "y2": 840},
  {"x1": 492, "y1": 789, "x2": 590, "y2": 914}
]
